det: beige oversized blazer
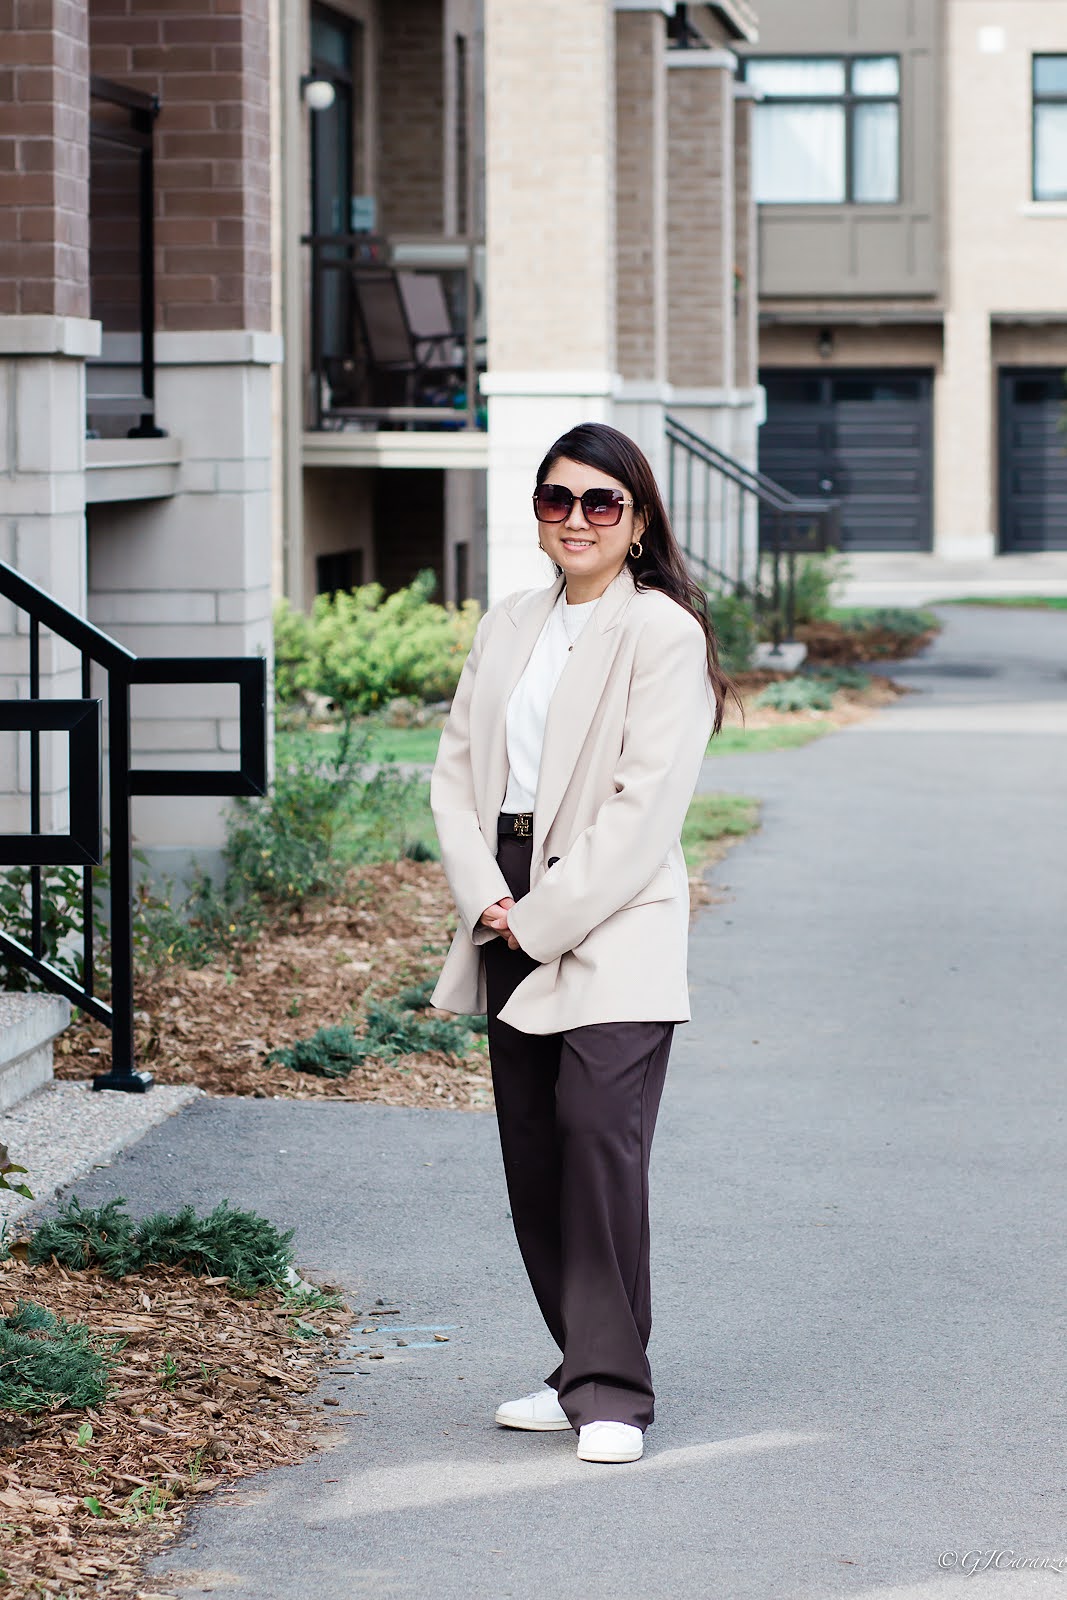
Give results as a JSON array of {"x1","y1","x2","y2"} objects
[{"x1": 428, "y1": 561, "x2": 717, "y2": 1036}]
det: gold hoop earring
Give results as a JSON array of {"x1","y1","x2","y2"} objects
[{"x1": 629, "y1": 539, "x2": 643, "y2": 560}]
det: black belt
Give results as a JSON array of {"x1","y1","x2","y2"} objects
[{"x1": 498, "y1": 810, "x2": 534, "y2": 839}]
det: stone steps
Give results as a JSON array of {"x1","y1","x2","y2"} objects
[{"x1": 0, "y1": 993, "x2": 71, "y2": 1113}]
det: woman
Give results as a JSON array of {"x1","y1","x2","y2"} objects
[{"x1": 429, "y1": 422, "x2": 736, "y2": 1465}]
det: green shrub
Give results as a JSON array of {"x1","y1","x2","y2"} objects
[
  {"x1": 703, "y1": 590, "x2": 757, "y2": 674},
  {"x1": 268, "y1": 1000, "x2": 481, "y2": 1078},
  {"x1": 0, "y1": 864, "x2": 109, "y2": 992},
  {"x1": 27, "y1": 1196, "x2": 296, "y2": 1292},
  {"x1": 223, "y1": 738, "x2": 424, "y2": 910},
  {"x1": 133, "y1": 864, "x2": 258, "y2": 972},
  {"x1": 0, "y1": 1300, "x2": 124, "y2": 1413},
  {"x1": 838, "y1": 606, "x2": 939, "y2": 638},
  {"x1": 273, "y1": 597, "x2": 314, "y2": 706},
  {"x1": 790, "y1": 548, "x2": 851, "y2": 624},
  {"x1": 0, "y1": 1143, "x2": 32, "y2": 1201},
  {"x1": 805, "y1": 664, "x2": 872, "y2": 691},
  {"x1": 754, "y1": 677, "x2": 836, "y2": 713},
  {"x1": 279, "y1": 569, "x2": 481, "y2": 727}
]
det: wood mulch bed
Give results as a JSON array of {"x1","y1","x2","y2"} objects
[
  {"x1": 0, "y1": 1249, "x2": 357, "y2": 1598},
  {"x1": 794, "y1": 617, "x2": 939, "y2": 664},
  {"x1": 55, "y1": 860, "x2": 496, "y2": 1113},
  {"x1": 731, "y1": 668, "x2": 909, "y2": 729}
]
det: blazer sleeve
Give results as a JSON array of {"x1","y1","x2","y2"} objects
[
  {"x1": 430, "y1": 607, "x2": 513, "y2": 944},
  {"x1": 505, "y1": 613, "x2": 716, "y2": 965}
]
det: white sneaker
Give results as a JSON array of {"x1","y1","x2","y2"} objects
[
  {"x1": 576, "y1": 1420, "x2": 644, "y2": 1463},
  {"x1": 494, "y1": 1385, "x2": 572, "y2": 1431}
]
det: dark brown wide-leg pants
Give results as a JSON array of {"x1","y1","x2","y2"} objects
[{"x1": 480, "y1": 821, "x2": 675, "y2": 1433}]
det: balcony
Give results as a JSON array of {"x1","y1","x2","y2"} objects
[{"x1": 301, "y1": 232, "x2": 488, "y2": 472}]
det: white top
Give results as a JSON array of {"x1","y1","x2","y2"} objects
[{"x1": 501, "y1": 588, "x2": 601, "y2": 813}]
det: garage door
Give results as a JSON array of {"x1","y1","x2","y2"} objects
[
  {"x1": 758, "y1": 369, "x2": 934, "y2": 552},
  {"x1": 998, "y1": 368, "x2": 1067, "y2": 552}
]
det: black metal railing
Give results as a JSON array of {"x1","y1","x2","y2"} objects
[
  {"x1": 0, "y1": 562, "x2": 267, "y2": 1092},
  {"x1": 665, "y1": 412, "x2": 841, "y2": 648},
  {"x1": 86, "y1": 76, "x2": 162, "y2": 438},
  {"x1": 303, "y1": 232, "x2": 486, "y2": 432}
]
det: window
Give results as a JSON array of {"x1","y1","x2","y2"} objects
[
  {"x1": 1033, "y1": 55, "x2": 1067, "y2": 200},
  {"x1": 744, "y1": 56, "x2": 900, "y2": 205}
]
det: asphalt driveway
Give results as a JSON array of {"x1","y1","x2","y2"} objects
[{"x1": 49, "y1": 603, "x2": 1067, "y2": 1600}]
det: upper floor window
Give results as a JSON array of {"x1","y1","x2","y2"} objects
[
  {"x1": 1033, "y1": 55, "x2": 1067, "y2": 200},
  {"x1": 744, "y1": 56, "x2": 900, "y2": 205}
]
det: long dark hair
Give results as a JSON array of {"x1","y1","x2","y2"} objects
[{"x1": 536, "y1": 421, "x2": 742, "y2": 735}]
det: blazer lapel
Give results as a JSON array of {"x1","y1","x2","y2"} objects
[
  {"x1": 470, "y1": 571, "x2": 565, "y2": 827},
  {"x1": 470, "y1": 562, "x2": 639, "y2": 856},
  {"x1": 531, "y1": 563, "x2": 637, "y2": 859}
]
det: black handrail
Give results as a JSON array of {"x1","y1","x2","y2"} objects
[
  {"x1": 0, "y1": 561, "x2": 268, "y2": 1091},
  {"x1": 665, "y1": 411, "x2": 842, "y2": 648}
]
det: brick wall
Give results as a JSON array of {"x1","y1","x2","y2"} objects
[
  {"x1": 615, "y1": 10, "x2": 666, "y2": 383},
  {"x1": 0, "y1": 0, "x2": 90, "y2": 318},
  {"x1": 378, "y1": 0, "x2": 445, "y2": 235},
  {"x1": 88, "y1": 0, "x2": 271, "y2": 332},
  {"x1": 733, "y1": 92, "x2": 756, "y2": 388},
  {"x1": 666, "y1": 63, "x2": 733, "y2": 388}
]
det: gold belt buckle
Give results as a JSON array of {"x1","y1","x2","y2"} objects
[{"x1": 513, "y1": 812, "x2": 533, "y2": 838}]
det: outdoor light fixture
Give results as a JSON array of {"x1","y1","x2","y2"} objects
[
  {"x1": 301, "y1": 74, "x2": 336, "y2": 111},
  {"x1": 817, "y1": 328, "x2": 834, "y2": 359}
]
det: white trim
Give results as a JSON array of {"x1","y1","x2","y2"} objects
[
  {"x1": 666, "y1": 48, "x2": 738, "y2": 70},
  {"x1": 669, "y1": 385, "x2": 760, "y2": 408},
  {"x1": 1018, "y1": 201, "x2": 1067, "y2": 218},
  {"x1": 615, "y1": 379, "x2": 674, "y2": 403},
  {"x1": 733, "y1": 82, "x2": 764, "y2": 101},
  {"x1": 479, "y1": 369, "x2": 620, "y2": 399},
  {"x1": 0, "y1": 316, "x2": 102, "y2": 358},
  {"x1": 613, "y1": 0, "x2": 675, "y2": 13},
  {"x1": 303, "y1": 429, "x2": 490, "y2": 471},
  {"x1": 85, "y1": 438, "x2": 183, "y2": 505},
  {"x1": 154, "y1": 331, "x2": 284, "y2": 366},
  {"x1": 92, "y1": 330, "x2": 283, "y2": 365}
]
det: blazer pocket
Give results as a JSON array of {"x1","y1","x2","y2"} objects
[{"x1": 618, "y1": 862, "x2": 675, "y2": 911}]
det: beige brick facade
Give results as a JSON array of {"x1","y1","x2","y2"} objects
[{"x1": 484, "y1": 0, "x2": 616, "y2": 377}]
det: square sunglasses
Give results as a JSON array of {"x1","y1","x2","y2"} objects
[{"x1": 533, "y1": 482, "x2": 634, "y2": 528}]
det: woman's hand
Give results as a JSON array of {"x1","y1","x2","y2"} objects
[{"x1": 479, "y1": 897, "x2": 523, "y2": 952}]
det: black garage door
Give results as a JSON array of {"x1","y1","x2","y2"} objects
[
  {"x1": 998, "y1": 368, "x2": 1067, "y2": 552},
  {"x1": 758, "y1": 369, "x2": 934, "y2": 552}
]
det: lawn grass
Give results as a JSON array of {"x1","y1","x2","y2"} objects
[
  {"x1": 681, "y1": 792, "x2": 760, "y2": 879},
  {"x1": 279, "y1": 717, "x2": 826, "y2": 771},
  {"x1": 935, "y1": 595, "x2": 1067, "y2": 610}
]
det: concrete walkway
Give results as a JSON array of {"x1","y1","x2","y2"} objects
[
  {"x1": 838, "y1": 550, "x2": 1067, "y2": 607},
  {"x1": 43, "y1": 605, "x2": 1066, "y2": 1600}
]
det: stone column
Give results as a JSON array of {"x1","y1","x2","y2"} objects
[
  {"x1": 665, "y1": 47, "x2": 751, "y2": 583},
  {"x1": 482, "y1": 0, "x2": 618, "y2": 603},
  {"x1": 82, "y1": 0, "x2": 277, "y2": 876},
  {"x1": 935, "y1": 310, "x2": 995, "y2": 559},
  {"x1": 732, "y1": 82, "x2": 759, "y2": 395},
  {"x1": 0, "y1": 0, "x2": 96, "y2": 834},
  {"x1": 613, "y1": 3, "x2": 670, "y2": 485},
  {"x1": 666, "y1": 50, "x2": 737, "y2": 411}
]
